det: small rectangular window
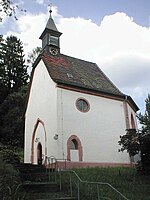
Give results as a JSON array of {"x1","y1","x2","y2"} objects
[{"x1": 50, "y1": 35, "x2": 58, "y2": 46}]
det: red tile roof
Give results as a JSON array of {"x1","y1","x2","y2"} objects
[{"x1": 41, "y1": 52, "x2": 124, "y2": 97}]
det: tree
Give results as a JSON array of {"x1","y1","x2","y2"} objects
[
  {"x1": 0, "y1": 35, "x2": 29, "y2": 149},
  {"x1": 138, "y1": 95, "x2": 150, "y2": 171},
  {"x1": 0, "y1": 0, "x2": 27, "y2": 22},
  {"x1": 27, "y1": 46, "x2": 42, "y2": 76},
  {"x1": 0, "y1": 35, "x2": 29, "y2": 103},
  {"x1": 27, "y1": 46, "x2": 42, "y2": 66},
  {"x1": 119, "y1": 95, "x2": 150, "y2": 173},
  {"x1": 0, "y1": 85, "x2": 28, "y2": 148},
  {"x1": 118, "y1": 128, "x2": 140, "y2": 157},
  {"x1": 138, "y1": 95, "x2": 150, "y2": 135}
]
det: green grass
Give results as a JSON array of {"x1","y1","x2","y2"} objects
[{"x1": 61, "y1": 167, "x2": 150, "y2": 200}]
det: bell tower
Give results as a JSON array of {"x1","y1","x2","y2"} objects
[{"x1": 39, "y1": 7, "x2": 62, "y2": 55}]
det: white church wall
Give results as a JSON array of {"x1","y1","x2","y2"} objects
[
  {"x1": 57, "y1": 88, "x2": 130, "y2": 164},
  {"x1": 24, "y1": 60, "x2": 58, "y2": 163}
]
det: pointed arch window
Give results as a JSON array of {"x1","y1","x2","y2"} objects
[
  {"x1": 70, "y1": 139, "x2": 78, "y2": 150},
  {"x1": 131, "y1": 114, "x2": 136, "y2": 129},
  {"x1": 67, "y1": 135, "x2": 83, "y2": 161}
]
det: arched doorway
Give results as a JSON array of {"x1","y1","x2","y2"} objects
[
  {"x1": 37, "y1": 142, "x2": 42, "y2": 165},
  {"x1": 31, "y1": 119, "x2": 47, "y2": 164}
]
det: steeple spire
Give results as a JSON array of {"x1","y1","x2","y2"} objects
[
  {"x1": 39, "y1": 6, "x2": 62, "y2": 54},
  {"x1": 45, "y1": 9, "x2": 58, "y2": 31}
]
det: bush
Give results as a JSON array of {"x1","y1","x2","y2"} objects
[
  {"x1": 0, "y1": 156, "x2": 23, "y2": 199},
  {"x1": 0, "y1": 143, "x2": 20, "y2": 164}
]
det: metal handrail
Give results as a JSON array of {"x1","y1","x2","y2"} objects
[
  {"x1": 59, "y1": 170, "x2": 129, "y2": 200},
  {"x1": 45, "y1": 155, "x2": 57, "y2": 182},
  {"x1": 44, "y1": 156, "x2": 129, "y2": 200}
]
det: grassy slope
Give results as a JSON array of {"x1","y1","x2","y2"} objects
[{"x1": 73, "y1": 167, "x2": 150, "y2": 200}]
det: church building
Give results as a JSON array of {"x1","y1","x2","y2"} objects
[{"x1": 24, "y1": 9, "x2": 139, "y2": 168}]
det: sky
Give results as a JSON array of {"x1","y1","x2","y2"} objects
[{"x1": 1, "y1": 0, "x2": 150, "y2": 114}]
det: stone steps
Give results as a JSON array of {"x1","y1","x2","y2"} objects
[
  {"x1": 36, "y1": 198, "x2": 77, "y2": 200},
  {"x1": 24, "y1": 191, "x2": 77, "y2": 200},
  {"x1": 15, "y1": 164, "x2": 77, "y2": 200},
  {"x1": 22, "y1": 182, "x2": 59, "y2": 192}
]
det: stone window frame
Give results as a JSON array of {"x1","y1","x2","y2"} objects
[{"x1": 76, "y1": 98, "x2": 90, "y2": 113}]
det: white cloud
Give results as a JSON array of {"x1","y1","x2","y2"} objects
[
  {"x1": 3, "y1": 10, "x2": 150, "y2": 112},
  {"x1": 102, "y1": 53, "x2": 150, "y2": 97},
  {"x1": 6, "y1": 6, "x2": 61, "y2": 56},
  {"x1": 36, "y1": 0, "x2": 44, "y2": 5},
  {"x1": 6, "y1": 12, "x2": 47, "y2": 56},
  {"x1": 58, "y1": 12, "x2": 150, "y2": 112}
]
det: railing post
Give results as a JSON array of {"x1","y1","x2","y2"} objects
[
  {"x1": 65, "y1": 159, "x2": 66, "y2": 169},
  {"x1": 45, "y1": 156, "x2": 47, "y2": 173},
  {"x1": 55, "y1": 162, "x2": 57, "y2": 183},
  {"x1": 77, "y1": 180, "x2": 80, "y2": 200},
  {"x1": 97, "y1": 184, "x2": 100, "y2": 200},
  {"x1": 48, "y1": 157, "x2": 50, "y2": 182},
  {"x1": 69, "y1": 173, "x2": 72, "y2": 197},
  {"x1": 59, "y1": 170, "x2": 62, "y2": 191}
]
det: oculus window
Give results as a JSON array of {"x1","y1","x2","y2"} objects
[{"x1": 76, "y1": 98, "x2": 90, "y2": 113}]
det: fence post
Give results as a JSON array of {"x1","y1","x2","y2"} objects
[
  {"x1": 55, "y1": 162, "x2": 57, "y2": 183},
  {"x1": 48, "y1": 157, "x2": 50, "y2": 182},
  {"x1": 69, "y1": 173, "x2": 72, "y2": 197},
  {"x1": 59, "y1": 170, "x2": 62, "y2": 191},
  {"x1": 45, "y1": 156, "x2": 47, "y2": 174},
  {"x1": 77, "y1": 180, "x2": 80, "y2": 200},
  {"x1": 97, "y1": 184, "x2": 100, "y2": 200}
]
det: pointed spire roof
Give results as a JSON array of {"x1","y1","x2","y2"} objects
[
  {"x1": 45, "y1": 8, "x2": 58, "y2": 31},
  {"x1": 39, "y1": 7, "x2": 62, "y2": 40}
]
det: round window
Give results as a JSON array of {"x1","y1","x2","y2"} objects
[{"x1": 76, "y1": 98, "x2": 90, "y2": 113}]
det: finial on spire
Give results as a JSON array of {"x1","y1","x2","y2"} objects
[{"x1": 49, "y1": 3, "x2": 52, "y2": 18}]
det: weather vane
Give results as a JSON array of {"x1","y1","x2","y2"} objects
[{"x1": 48, "y1": 3, "x2": 52, "y2": 17}]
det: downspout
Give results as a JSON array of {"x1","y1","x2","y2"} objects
[{"x1": 61, "y1": 89, "x2": 65, "y2": 159}]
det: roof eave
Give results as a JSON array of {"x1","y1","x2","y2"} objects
[
  {"x1": 55, "y1": 81, "x2": 139, "y2": 112},
  {"x1": 55, "y1": 80, "x2": 126, "y2": 99},
  {"x1": 126, "y1": 96, "x2": 139, "y2": 112},
  {"x1": 39, "y1": 28, "x2": 62, "y2": 39}
]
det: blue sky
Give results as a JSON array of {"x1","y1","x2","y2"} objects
[
  {"x1": 12, "y1": 0, "x2": 150, "y2": 26},
  {"x1": 2, "y1": 0, "x2": 150, "y2": 32},
  {"x1": 49, "y1": 0, "x2": 150, "y2": 26},
  {"x1": 1, "y1": 0, "x2": 150, "y2": 114}
]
